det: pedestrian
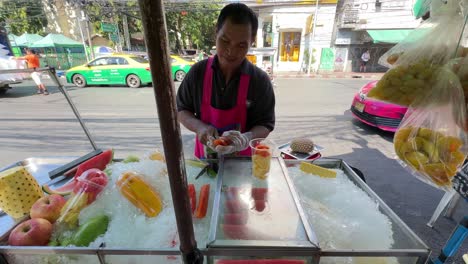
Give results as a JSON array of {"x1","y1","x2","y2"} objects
[
  {"x1": 14, "y1": 49, "x2": 49, "y2": 95},
  {"x1": 360, "y1": 49, "x2": 370, "y2": 72},
  {"x1": 176, "y1": 3, "x2": 275, "y2": 158}
]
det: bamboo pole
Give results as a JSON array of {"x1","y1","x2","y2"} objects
[{"x1": 137, "y1": 0, "x2": 203, "y2": 263}]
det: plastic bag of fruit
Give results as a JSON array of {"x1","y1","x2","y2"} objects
[
  {"x1": 447, "y1": 56, "x2": 468, "y2": 132},
  {"x1": 368, "y1": 1, "x2": 467, "y2": 106},
  {"x1": 394, "y1": 66, "x2": 468, "y2": 191}
]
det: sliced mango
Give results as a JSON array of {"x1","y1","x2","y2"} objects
[{"x1": 299, "y1": 162, "x2": 336, "y2": 178}]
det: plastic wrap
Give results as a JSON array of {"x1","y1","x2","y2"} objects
[{"x1": 394, "y1": 67, "x2": 468, "y2": 191}]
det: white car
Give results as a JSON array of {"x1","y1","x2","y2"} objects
[{"x1": 0, "y1": 56, "x2": 24, "y2": 94}]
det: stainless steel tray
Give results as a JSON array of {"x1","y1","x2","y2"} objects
[{"x1": 0, "y1": 157, "x2": 76, "y2": 241}]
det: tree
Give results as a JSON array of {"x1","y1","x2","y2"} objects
[
  {"x1": 165, "y1": 2, "x2": 221, "y2": 53},
  {"x1": 80, "y1": 0, "x2": 221, "y2": 52},
  {"x1": 0, "y1": 0, "x2": 47, "y2": 35}
]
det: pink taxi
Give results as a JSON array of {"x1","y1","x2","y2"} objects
[{"x1": 350, "y1": 80, "x2": 408, "y2": 132}]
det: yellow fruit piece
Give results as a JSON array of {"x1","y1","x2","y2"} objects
[
  {"x1": 437, "y1": 136, "x2": 464, "y2": 161},
  {"x1": 422, "y1": 163, "x2": 452, "y2": 186},
  {"x1": 252, "y1": 155, "x2": 271, "y2": 179},
  {"x1": 0, "y1": 166, "x2": 43, "y2": 219},
  {"x1": 394, "y1": 140, "x2": 405, "y2": 159},
  {"x1": 400, "y1": 137, "x2": 425, "y2": 154},
  {"x1": 149, "y1": 151, "x2": 165, "y2": 162},
  {"x1": 405, "y1": 151, "x2": 429, "y2": 169},
  {"x1": 445, "y1": 151, "x2": 466, "y2": 167},
  {"x1": 117, "y1": 171, "x2": 163, "y2": 218},
  {"x1": 186, "y1": 159, "x2": 209, "y2": 168},
  {"x1": 420, "y1": 138, "x2": 439, "y2": 162},
  {"x1": 417, "y1": 128, "x2": 442, "y2": 141},
  {"x1": 58, "y1": 193, "x2": 88, "y2": 227},
  {"x1": 395, "y1": 127, "x2": 413, "y2": 141},
  {"x1": 299, "y1": 162, "x2": 337, "y2": 178}
]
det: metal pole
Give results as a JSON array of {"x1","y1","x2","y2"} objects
[
  {"x1": 123, "y1": 15, "x2": 132, "y2": 51},
  {"x1": 137, "y1": 1, "x2": 202, "y2": 264},
  {"x1": 76, "y1": 17, "x2": 90, "y2": 62},
  {"x1": 307, "y1": 0, "x2": 320, "y2": 75},
  {"x1": 82, "y1": 10, "x2": 95, "y2": 60},
  {"x1": 47, "y1": 67, "x2": 98, "y2": 151}
]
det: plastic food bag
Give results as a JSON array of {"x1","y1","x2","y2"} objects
[
  {"x1": 57, "y1": 169, "x2": 109, "y2": 227},
  {"x1": 368, "y1": 1, "x2": 467, "y2": 106},
  {"x1": 394, "y1": 67, "x2": 467, "y2": 191},
  {"x1": 448, "y1": 56, "x2": 468, "y2": 131}
]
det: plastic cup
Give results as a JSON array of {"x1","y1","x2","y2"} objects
[{"x1": 250, "y1": 138, "x2": 274, "y2": 180}]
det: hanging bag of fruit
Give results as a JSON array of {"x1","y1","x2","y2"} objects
[
  {"x1": 394, "y1": 66, "x2": 468, "y2": 191},
  {"x1": 368, "y1": 0, "x2": 467, "y2": 106}
]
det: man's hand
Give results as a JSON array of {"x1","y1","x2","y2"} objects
[
  {"x1": 197, "y1": 124, "x2": 218, "y2": 146},
  {"x1": 214, "y1": 131, "x2": 252, "y2": 155}
]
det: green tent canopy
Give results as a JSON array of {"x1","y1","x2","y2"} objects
[
  {"x1": 15, "y1": 33, "x2": 43, "y2": 47},
  {"x1": 366, "y1": 30, "x2": 414, "y2": 44},
  {"x1": 413, "y1": 0, "x2": 431, "y2": 18},
  {"x1": 8, "y1": 34, "x2": 18, "y2": 44},
  {"x1": 30, "y1": 33, "x2": 82, "y2": 48}
]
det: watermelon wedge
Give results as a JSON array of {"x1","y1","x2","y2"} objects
[
  {"x1": 43, "y1": 150, "x2": 113, "y2": 196},
  {"x1": 74, "y1": 149, "x2": 113, "y2": 179},
  {"x1": 216, "y1": 260, "x2": 305, "y2": 264},
  {"x1": 224, "y1": 213, "x2": 248, "y2": 225},
  {"x1": 251, "y1": 188, "x2": 268, "y2": 201},
  {"x1": 42, "y1": 182, "x2": 74, "y2": 196},
  {"x1": 222, "y1": 224, "x2": 273, "y2": 240},
  {"x1": 225, "y1": 200, "x2": 248, "y2": 214},
  {"x1": 251, "y1": 200, "x2": 267, "y2": 212}
]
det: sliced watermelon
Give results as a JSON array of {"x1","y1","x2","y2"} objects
[
  {"x1": 251, "y1": 188, "x2": 268, "y2": 201},
  {"x1": 74, "y1": 149, "x2": 113, "y2": 179},
  {"x1": 225, "y1": 200, "x2": 248, "y2": 213},
  {"x1": 223, "y1": 213, "x2": 248, "y2": 225},
  {"x1": 42, "y1": 180, "x2": 76, "y2": 196},
  {"x1": 222, "y1": 224, "x2": 273, "y2": 240}
]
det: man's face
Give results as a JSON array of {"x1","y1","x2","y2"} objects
[{"x1": 216, "y1": 18, "x2": 253, "y2": 71}]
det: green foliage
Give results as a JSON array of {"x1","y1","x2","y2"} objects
[
  {"x1": 165, "y1": 2, "x2": 221, "y2": 52},
  {"x1": 0, "y1": 0, "x2": 47, "y2": 35}
]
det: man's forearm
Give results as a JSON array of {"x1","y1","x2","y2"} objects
[
  {"x1": 178, "y1": 110, "x2": 207, "y2": 133},
  {"x1": 248, "y1": 126, "x2": 270, "y2": 139}
]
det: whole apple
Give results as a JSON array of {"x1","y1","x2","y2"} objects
[
  {"x1": 8, "y1": 218, "x2": 53, "y2": 246},
  {"x1": 30, "y1": 194, "x2": 66, "y2": 223}
]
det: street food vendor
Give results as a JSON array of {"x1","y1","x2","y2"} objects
[{"x1": 176, "y1": 3, "x2": 275, "y2": 158}]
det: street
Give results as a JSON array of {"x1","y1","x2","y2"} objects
[{"x1": 1, "y1": 78, "x2": 467, "y2": 262}]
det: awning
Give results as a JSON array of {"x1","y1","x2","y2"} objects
[
  {"x1": 413, "y1": 0, "x2": 432, "y2": 18},
  {"x1": 366, "y1": 29, "x2": 413, "y2": 44}
]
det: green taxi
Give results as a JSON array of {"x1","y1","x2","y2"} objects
[{"x1": 66, "y1": 54, "x2": 193, "y2": 88}]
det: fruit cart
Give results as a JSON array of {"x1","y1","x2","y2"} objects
[
  {"x1": 0, "y1": 155, "x2": 430, "y2": 264},
  {"x1": 0, "y1": 0, "x2": 430, "y2": 263}
]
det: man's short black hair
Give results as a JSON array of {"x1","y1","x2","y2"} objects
[{"x1": 217, "y1": 3, "x2": 258, "y2": 40}]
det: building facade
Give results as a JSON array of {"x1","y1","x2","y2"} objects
[
  {"x1": 251, "y1": 1, "x2": 338, "y2": 73},
  {"x1": 333, "y1": 0, "x2": 421, "y2": 72}
]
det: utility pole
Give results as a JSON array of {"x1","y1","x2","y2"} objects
[
  {"x1": 307, "y1": 0, "x2": 320, "y2": 75},
  {"x1": 76, "y1": 16, "x2": 89, "y2": 62},
  {"x1": 80, "y1": 6, "x2": 94, "y2": 60},
  {"x1": 122, "y1": 15, "x2": 131, "y2": 51}
]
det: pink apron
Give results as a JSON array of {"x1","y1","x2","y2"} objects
[{"x1": 194, "y1": 57, "x2": 251, "y2": 158}]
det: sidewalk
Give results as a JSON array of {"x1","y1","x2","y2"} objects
[{"x1": 273, "y1": 71, "x2": 385, "y2": 79}]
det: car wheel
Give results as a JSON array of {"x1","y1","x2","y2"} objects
[
  {"x1": 126, "y1": 74, "x2": 141, "y2": 88},
  {"x1": 72, "y1": 74, "x2": 87, "y2": 88},
  {"x1": 0, "y1": 88, "x2": 7, "y2": 95},
  {"x1": 175, "y1": 70, "x2": 186, "y2": 82}
]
